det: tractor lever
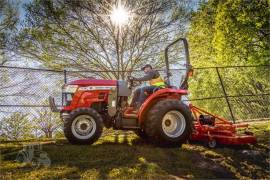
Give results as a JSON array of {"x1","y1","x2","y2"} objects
[{"x1": 127, "y1": 76, "x2": 134, "y2": 89}]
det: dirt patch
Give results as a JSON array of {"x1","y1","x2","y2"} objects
[{"x1": 191, "y1": 153, "x2": 235, "y2": 178}]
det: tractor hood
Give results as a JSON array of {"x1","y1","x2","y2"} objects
[{"x1": 68, "y1": 79, "x2": 117, "y2": 86}]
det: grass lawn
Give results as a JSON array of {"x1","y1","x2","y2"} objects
[{"x1": 0, "y1": 121, "x2": 269, "y2": 179}]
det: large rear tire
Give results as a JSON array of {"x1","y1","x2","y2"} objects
[
  {"x1": 64, "y1": 108, "x2": 103, "y2": 145},
  {"x1": 145, "y1": 100, "x2": 193, "y2": 147}
]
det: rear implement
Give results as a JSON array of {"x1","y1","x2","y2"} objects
[{"x1": 190, "y1": 105, "x2": 257, "y2": 148}]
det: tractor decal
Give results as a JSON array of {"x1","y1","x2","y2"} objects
[{"x1": 79, "y1": 86, "x2": 116, "y2": 91}]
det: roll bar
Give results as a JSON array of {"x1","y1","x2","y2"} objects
[{"x1": 164, "y1": 38, "x2": 192, "y2": 89}]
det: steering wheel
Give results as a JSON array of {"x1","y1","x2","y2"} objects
[{"x1": 127, "y1": 76, "x2": 141, "y2": 89}]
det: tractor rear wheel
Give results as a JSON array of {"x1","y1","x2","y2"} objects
[
  {"x1": 145, "y1": 100, "x2": 193, "y2": 147},
  {"x1": 64, "y1": 108, "x2": 103, "y2": 145}
]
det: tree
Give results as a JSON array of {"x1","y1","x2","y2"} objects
[
  {"x1": 17, "y1": 0, "x2": 192, "y2": 79},
  {"x1": 188, "y1": 0, "x2": 270, "y2": 120},
  {"x1": 213, "y1": 0, "x2": 269, "y2": 66},
  {"x1": 0, "y1": 0, "x2": 19, "y2": 65},
  {"x1": 0, "y1": 112, "x2": 32, "y2": 140},
  {"x1": 0, "y1": 67, "x2": 41, "y2": 106},
  {"x1": 33, "y1": 108, "x2": 62, "y2": 138},
  {"x1": 0, "y1": 2, "x2": 37, "y2": 105},
  {"x1": 188, "y1": 0, "x2": 269, "y2": 67}
]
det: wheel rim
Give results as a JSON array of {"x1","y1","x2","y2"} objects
[
  {"x1": 71, "y1": 115, "x2": 96, "y2": 139},
  {"x1": 162, "y1": 110, "x2": 186, "y2": 138}
]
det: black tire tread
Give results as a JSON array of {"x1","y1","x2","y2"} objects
[{"x1": 145, "y1": 99, "x2": 193, "y2": 147}]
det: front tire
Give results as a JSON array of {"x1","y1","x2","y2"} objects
[
  {"x1": 145, "y1": 100, "x2": 193, "y2": 147},
  {"x1": 64, "y1": 108, "x2": 103, "y2": 145}
]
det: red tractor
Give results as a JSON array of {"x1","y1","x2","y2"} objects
[{"x1": 49, "y1": 38, "x2": 194, "y2": 147}]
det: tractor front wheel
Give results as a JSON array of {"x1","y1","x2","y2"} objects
[
  {"x1": 64, "y1": 108, "x2": 103, "y2": 145},
  {"x1": 145, "y1": 100, "x2": 193, "y2": 147}
]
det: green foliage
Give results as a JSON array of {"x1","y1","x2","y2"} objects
[
  {"x1": 0, "y1": 113, "x2": 33, "y2": 140},
  {"x1": 188, "y1": 0, "x2": 270, "y2": 120},
  {"x1": 189, "y1": 0, "x2": 269, "y2": 66},
  {"x1": 213, "y1": 0, "x2": 269, "y2": 65},
  {"x1": 0, "y1": 0, "x2": 19, "y2": 65},
  {"x1": 33, "y1": 109, "x2": 63, "y2": 138}
]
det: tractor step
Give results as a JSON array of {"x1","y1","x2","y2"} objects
[
  {"x1": 121, "y1": 126, "x2": 140, "y2": 130},
  {"x1": 115, "y1": 116, "x2": 139, "y2": 130},
  {"x1": 120, "y1": 117, "x2": 138, "y2": 129},
  {"x1": 123, "y1": 113, "x2": 138, "y2": 119}
]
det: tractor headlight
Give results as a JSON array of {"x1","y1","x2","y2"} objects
[{"x1": 62, "y1": 85, "x2": 78, "y2": 93}]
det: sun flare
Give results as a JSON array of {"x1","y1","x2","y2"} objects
[{"x1": 110, "y1": 3, "x2": 130, "y2": 26}]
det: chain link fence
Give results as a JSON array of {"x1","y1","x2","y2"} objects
[
  {"x1": 0, "y1": 65, "x2": 269, "y2": 140},
  {"x1": 188, "y1": 66, "x2": 270, "y2": 122}
]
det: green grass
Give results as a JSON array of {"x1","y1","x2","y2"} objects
[{"x1": 0, "y1": 122, "x2": 269, "y2": 179}]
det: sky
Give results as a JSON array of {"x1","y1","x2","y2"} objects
[{"x1": 18, "y1": 0, "x2": 31, "y2": 20}]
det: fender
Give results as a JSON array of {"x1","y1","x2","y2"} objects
[{"x1": 138, "y1": 88, "x2": 188, "y2": 124}]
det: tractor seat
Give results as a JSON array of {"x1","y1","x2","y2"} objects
[{"x1": 144, "y1": 87, "x2": 162, "y2": 96}]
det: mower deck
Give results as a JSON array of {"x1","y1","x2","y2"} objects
[{"x1": 190, "y1": 105, "x2": 257, "y2": 148}]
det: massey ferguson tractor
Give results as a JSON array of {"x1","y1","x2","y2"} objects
[
  {"x1": 49, "y1": 38, "x2": 194, "y2": 147},
  {"x1": 49, "y1": 37, "x2": 257, "y2": 148}
]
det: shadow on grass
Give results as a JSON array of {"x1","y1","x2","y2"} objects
[
  {"x1": 1, "y1": 135, "x2": 236, "y2": 179},
  {"x1": 2, "y1": 130, "x2": 268, "y2": 179},
  {"x1": 39, "y1": 135, "x2": 236, "y2": 179},
  {"x1": 189, "y1": 136, "x2": 269, "y2": 179}
]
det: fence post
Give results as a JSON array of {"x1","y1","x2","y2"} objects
[
  {"x1": 64, "y1": 70, "x2": 67, "y2": 84},
  {"x1": 216, "y1": 67, "x2": 236, "y2": 123},
  {"x1": 62, "y1": 70, "x2": 67, "y2": 106}
]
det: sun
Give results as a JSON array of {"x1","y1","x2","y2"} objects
[{"x1": 110, "y1": 3, "x2": 130, "y2": 26}]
